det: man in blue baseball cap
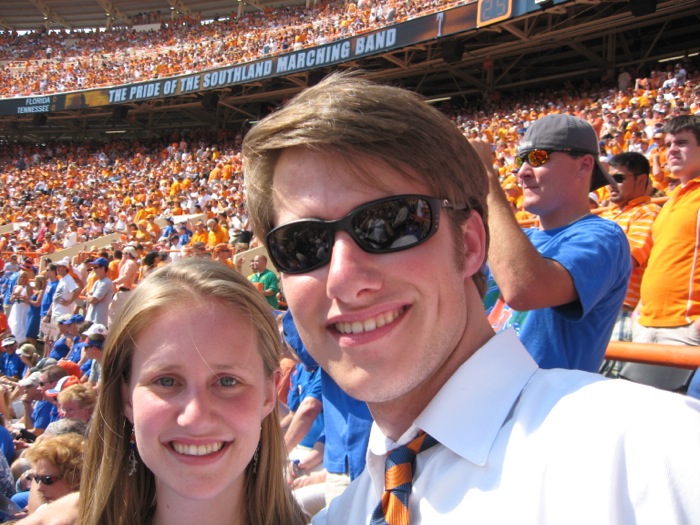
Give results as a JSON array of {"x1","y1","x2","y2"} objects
[{"x1": 85, "y1": 257, "x2": 113, "y2": 327}]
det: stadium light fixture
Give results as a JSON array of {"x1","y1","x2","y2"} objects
[
  {"x1": 659, "y1": 52, "x2": 698, "y2": 63},
  {"x1": 426, "y1": 96, "x2": 451, "y2": 104}
]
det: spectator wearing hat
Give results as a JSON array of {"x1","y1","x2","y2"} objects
[
  {"x1": 45, "y1": 376, "x2": 81, "y2": 400},
  {"x1": 18, "y1": 343, "x2": 38, "y2": 379},
  {"x1": 65, "y1": 325, "x2": 104, "y2": 382},
  {"x1": 30, "y1": 358, "x2": 58, "y2": 375},
  {"x1": 1, "y1": 336, "x2": 25, "y2": 380},
  {"x1": 18, "y1": 367, "x2": 62, "y2": 439},
  {"x1": 476, "y1": 113, "x2": 631, "y2": 372},
  {"x1": 177, "y1": 223, "x2": 192, "y2": 246},
  {"x1": 50, "y1": 315, "x2": 83, "y2": 361},
  {"x1": 36, "y1": 365, "x2": 68, "y2": 423},
  {"x1": 85, "y1": 258, "x2": 113, "y2": 327},
  {"x1": 47, "y1": 258, "x2": 79, "y2": 324},
  {"x1": 83, "y1": 337, "x2": 105, "y2": 385},
  {"x1": 158, "y1": 217, "x2": 177, "y2": 243}
]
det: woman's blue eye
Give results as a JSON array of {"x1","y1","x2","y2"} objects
[
  {"x1": 156, "y1": 377, "x2": 176, "y2": 387},
  {"x1": 219, "y1": 376, "x2": 237, "y2": 387}
]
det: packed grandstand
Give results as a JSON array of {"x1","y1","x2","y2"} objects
[{"x1": 0, "y1": 0, "x2": 699, "y2": 521}]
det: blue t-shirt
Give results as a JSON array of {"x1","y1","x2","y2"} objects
[
  {"x1": 0, "y1": 353, "x2": 25, "y2": 379},
  {"x1": 2, "y1": 272, "x2": 18, "y2": 307},
  {"x1": 31, "y1": 400, "x2": 54, "y2": 431},
  {"x1": 0, "y1": 427, "x2": 14, "y2": 466},
  {"x1": 49, "y1": 335, "x2": 78, "y2": 360},
  {"x1": 283, "y1": 311, "x2": 372, "y2": 480},
  {"x1": 11, "y1": 490, "x2": 29, "y2": 512},
  {"x1": 68, "y1": 341, "x2": 86, "y2": 363},
  {"x1": 484, "y1": 215, "x2": 631, "y2": 372},
  {"x1": 40, "y1": 279, "x2": 59, "y2": 318},
  {"x1": 287, "y1": 364, "x2": 324, "y2": 448}
]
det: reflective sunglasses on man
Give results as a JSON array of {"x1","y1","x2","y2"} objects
[
  {"x1": 266, "y1": 194, "x2": 469, "y2": 274},
  {"x1": 515, "y1": 149, "x2": 589, "y2": 169}
]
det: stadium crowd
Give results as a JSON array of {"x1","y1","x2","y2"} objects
[
  {"x1": 0, "y1": 55, "x2": 697, "y2": 520},
  {"x1": 0, "y1": 0, "x2": 457, "y2": 98}
]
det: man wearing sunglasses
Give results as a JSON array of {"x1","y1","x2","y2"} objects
[
  {"x1": 477, "y1": 113, "x2": 631, "y2": 373},
  {"x1": 241, "y1": 74, "x2": 699, "y2": 523},
  {"x1": 598, "y1": 152, "x2": 659, "y2": 345}
]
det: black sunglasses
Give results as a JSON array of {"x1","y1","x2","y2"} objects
[
  {"x1": 611, "y1": 173, "x2": 645, "y2": 183},
  {"x1": 266, "y1": 194, "x2": 468, "y2": 274},
  {"x1": 28, "y1": 474, "x2": 63, "y2": 486}
]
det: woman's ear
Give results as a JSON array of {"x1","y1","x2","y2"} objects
[{"x1": 122, "y1": 381, "x2": 133, "y2": 423}]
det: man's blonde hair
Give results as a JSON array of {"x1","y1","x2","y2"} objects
[{"x1": 242, "y1": 72, "x2": 489, "y2": 294}]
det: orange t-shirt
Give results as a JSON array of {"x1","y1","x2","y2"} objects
[{"x1": 639, "y1": 179, "x2": 700, "y2": 326}]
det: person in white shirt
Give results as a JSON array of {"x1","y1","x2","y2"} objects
[
  {"x1": 242, "y1": 73, "x2": 700, "y2": 524},
  {"x1": 48, "y1": 258, "x2": 79, "y2": 323}
]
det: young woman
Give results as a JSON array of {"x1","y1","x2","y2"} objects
[
  {"x1": 25, "y1": 275, "x2": 46, "y2": 346},
  {"x1": 77, "y1": 258, "x2": 305, "y2": 525},
  {"x1": 8, "y1": 271, "x2": 31, "y2": 342}
]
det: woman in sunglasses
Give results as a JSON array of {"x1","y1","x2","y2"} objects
[
  {"x1": 76, "y1": 258, "x2": 305, "y2": 525},
  {"x1": 23, "y1": 433, "x2": 84, "y2": 511}
]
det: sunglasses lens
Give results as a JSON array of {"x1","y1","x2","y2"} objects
[
  {"x1": 528, "y1": 150, "x2": 550, "y2": 167},
  {"x1": 267, "y1": 221, "x2": 331, "y2": 274},
  {"x1": 31, "y1": 475, "x2": 57, "y2": 485},
  {"x1": 267, "y1": 196, "x2": 438, "y2": 274},
  {"x1": 612, "y1": 174, "x2": 625, "y2": 183},
  {"x1": 351, "y1": 196, "x2": 434, "y2": 252}
]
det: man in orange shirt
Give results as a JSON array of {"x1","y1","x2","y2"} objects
[
  {"x1": 600, "y1": 152, "x2": 660, "y2": 343},
  {"x1": 629, "y1": 115, "x2": 700, "y2": 392},
  {"x1": 188, "y1": 221, "x2": 208, "y2": 246}
]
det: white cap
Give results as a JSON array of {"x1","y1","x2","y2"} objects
[{"x1": 82, "y1": 324, "x2": 108, "y2": 337}]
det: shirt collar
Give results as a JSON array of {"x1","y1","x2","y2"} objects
[
  {"x1": 367, "y1": 329, "x2": 538, "y2": 467},
  {"x1": 623, "y1": 195, "x2": 652, "y2": 209}
]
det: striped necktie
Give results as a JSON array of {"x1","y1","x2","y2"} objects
[{"x1": 369, "y1": 431, "x2": 438, "y2": 525}]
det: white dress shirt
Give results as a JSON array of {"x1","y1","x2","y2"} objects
[{"x1": 313, "y1": 329, "x2": 700, "y2": 524}]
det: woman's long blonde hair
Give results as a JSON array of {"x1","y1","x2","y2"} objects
[{"x1": 77, "y1": 258, "x2": 305, "y2": 525}]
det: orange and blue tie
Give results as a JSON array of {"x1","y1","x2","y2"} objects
[{"x1": 369, "y1": 431, "x2": 438, "y2": 525}]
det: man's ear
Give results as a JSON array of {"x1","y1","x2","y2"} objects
[
  {"x1": 579, "y1": 155, "x2": 596, "y2": 180},
  {"x1": 460, "y1": 211, "x2": 487, "y2": 279}
]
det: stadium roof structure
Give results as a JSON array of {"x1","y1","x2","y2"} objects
[
  {"x1": 1, "y1": 0, "x2": 699, "y2": 142},
  {"x1": 0, "y1": 0, "x2": 297, "y2": 31}
]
